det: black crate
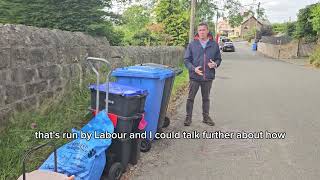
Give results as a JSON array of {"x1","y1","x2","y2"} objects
[{"x1": 91, "y1": 89, "x2": 147, "y2": 117}]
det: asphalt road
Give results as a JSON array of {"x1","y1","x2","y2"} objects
[{"x1": 130, "y1": 41, "x2": 320, "y2": 180}]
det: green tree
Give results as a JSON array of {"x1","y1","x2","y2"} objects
[
  {"x1": 122, "y1": 5, "x2": 150, "y2": 32},
  {"x1": 256, "y1": 7, "x2": 267, "y2": 20},
  {"x1": 272, "y1": 23, "x2": 286, "y2": 34},
  {"x1": 0, "y1": 0, "x2": 110, "y2": 31},
  {"x1": 195, "y1": 0, "x2": 217, "y2": 24},
  {"x1": 224, "y1": 0, "x2": 243, "y2": 28},
  {"x1": 87, "y1": 22, "x2": 125, "y2": 45},
  {"x1": 0, "y1": 0, "x2": 125, "y2": 45},
  {"x1": 285, "y1": 22, "x2": 296, "y2": 37},
  {"x1": 163, "y1": 11, "x2": 189, "y2": 46},
  {"x1": 179, "y1": 0, "x2": 217, "y2": 35},
  {"x1": 119, "y1": 5, "x2": 152, "y2": 45},
  {"x1": 154, "y1": 0, "x2": 189, "y2": 46},
  {"x1": 243, "y1": 28, "x2": 256, "y2": 42},
  {"x1": 310, "y1": 3, "x2": 320, "y2": 34},
  {"x1": 130, "y1": 29, "x2": 161, "y2": 46},
  {"x1": 271, "y1": 22, "x2": 296, "y2": 37},
  {"x1": 228, "y1": 13, "x2": 243, "y2": 28},
  {"x1": 295, "y1": 4, "x2": 317, "y2": 41},
  {"x1": 146, "y1": 23, "x2": 172, "y2": 45}
]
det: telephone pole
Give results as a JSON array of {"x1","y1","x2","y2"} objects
[
  {"x1": 215, "y1": 8, "x2": 224, "y2": 36},
  {"x1": 189, "y1": 0, "x2": 196, "y2": 43},
  {"x1": 255, "y1": 2, "x2": 261, "y2": 40},
  {"x1": 215, "y1": 9, "x2": 219, "y2": 35},
  {"x1": 257, "y1": 2, "x2": 260, "y2": 18}
]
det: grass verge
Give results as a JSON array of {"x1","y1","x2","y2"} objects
[
  {"x1": 309, "y1": 46, "x2": 320, "y2": 68},
  {"x1": 167, "y1": 64, "x2": 189, "y2": 115},
  {"x1": 0, "y1": 79, "x2": 94, "y2": 180},
  {"x1": 171, "y1": 64, "x2": 189, "y2": 98}
]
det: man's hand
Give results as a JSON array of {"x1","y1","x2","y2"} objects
[
  {"x1": 66, "y1": 175, "x2": 75, "y2": 180},
  {"x1": 195, "y1": 66, "x2": 203, "y2": 76},
  {"x1": 208, "y1": 59, "x2": 217, "y2": 69}
]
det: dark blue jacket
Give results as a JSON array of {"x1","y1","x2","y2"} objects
[{"x1": 184, "y1": 35, "x2": 222, "y2": 81}]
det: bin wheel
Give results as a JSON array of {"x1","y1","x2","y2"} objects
[
  {"x1": 108, "y1": 162, "x2": 123, "y2": 180},
  {"x1": 140, "y1": 139, "x2": 151, "y2": 152},
  {"x1": 162, "y1": 117, "x2": 170, "y2": 128}
]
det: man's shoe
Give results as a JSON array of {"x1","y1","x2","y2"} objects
[
  {"x1": 203, "y1": 116, "x2": 215, "y2": 126},
  {"x1": 184, "y1": 117, "x2": 192, "y2": 126}
]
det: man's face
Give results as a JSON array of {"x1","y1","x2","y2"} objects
[{"x1": 198, "y1": 25, "x2": 208, "y2": 39}]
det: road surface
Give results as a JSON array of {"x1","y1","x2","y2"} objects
[{"x1": 129, "y1": 41, "x2": 320, "y2": 180}]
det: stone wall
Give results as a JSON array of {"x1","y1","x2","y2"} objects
[
  {"x1": 298, "y1": 42, "x2": 317, "y2": 57},
  {"x1": 257, "y1": 42, "x2": 280, "y2": 58},
  {"x1": 257, "y1": 40, "x2": 318, "y2": 59},
  {"x1": 110, "y1": 46, "x2": 184, "y2": 67},
  {"x1": 260, "y1": 35, "x2": 292, "y2": 45},
  {"x1": 257, "y1": 41, "x2": 299, "y2": 59},
  {"x1": 0, "y1": 24, "x2": 185, "y2": 128}
]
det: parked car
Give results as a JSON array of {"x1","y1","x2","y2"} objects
[
  {"x1": 219, "y1": 37, "x2": 232, "y2": 50},
  {"x1": 222, "y1": 38, "x2": 231, "y2": 43},
  {"x1": 222, "y1": 41, "x2": 235, "y2": 52}
]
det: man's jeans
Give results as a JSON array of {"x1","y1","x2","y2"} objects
[{"x1": 186, "y1": 80, "x2": 213, "y2": 120}]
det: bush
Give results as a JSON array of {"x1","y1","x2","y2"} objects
[
  {"x1": 304, "y1": 34, "x2": 318, "y2": 43},
  {"x1": 87, "y1": 23, "x2": 124, "y2": 46},
  {"x1": 258, "y1": 26, "x2": 273, "y2": 37},
  {"x1": 295, "y1": 4, "x2": 318, "y2": 39},
  {"x1": 244, "y1": 29, "x2": 255, "y2": 42},
  {"x1": 131, "y1": 30, "x2": 155, "y2": 46},
  {"x1": 285, "y1": 22, "x2": 297, "y2": 37},
  {"x1": 272, "y1": 23, "x2": 286, "y2": 34},
  {"x1": 309, "y1": 46, "x2": 320, "y2": 67},
  {"x1": 311, "y1": 3, "x2": 320, "y2": 33}
]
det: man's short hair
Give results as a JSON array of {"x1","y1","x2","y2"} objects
[{"x1": 198, "y1": 22, "x2": 208, "y2": 29}]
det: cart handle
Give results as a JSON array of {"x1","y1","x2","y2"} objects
[
  {"x1": 87, "y1": 56, "x2": 122, "y2": 114},
  {"x1": 22, "y1": 141, "x2": 57, "y2": 180}
]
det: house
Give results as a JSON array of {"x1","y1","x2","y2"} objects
[
  {"x1": 218, "y1": 15, "x2": 271, "y2": 38},
  {"x1": 235, "y1": 16, "x2": 271, "y2": 38},
  {"x1": 216, "y1": 18, "x2": 234, "y2": 36}
]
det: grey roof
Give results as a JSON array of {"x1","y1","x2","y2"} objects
[
  {"x1": 241, "y1": 15, "x2": 271, "y2": 26},
  {"x1": 257, "y1": 18, "x2": 271, "y2": 26}
]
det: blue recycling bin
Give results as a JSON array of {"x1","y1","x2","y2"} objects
[
  {"x1": 252, "y1": 43, "x2": 257, "y2": 51},
  {"x1": 111, "y1": 65, "x2": 174, "y2": 152},
  {"x1": 137, "y1": 63, "x2": 182, "y2": 133}
]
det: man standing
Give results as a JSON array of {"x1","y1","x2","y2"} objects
[{"x1": 184, "y1": 22, "x2": 222, "y2": 126}]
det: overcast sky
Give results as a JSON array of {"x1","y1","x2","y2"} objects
[
  {"x1": 238, "y1": 0, "x2": 319, "y2": 23},
  {"x1": 109, "y1": 0, "x2": 320, "y2": 24}
]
